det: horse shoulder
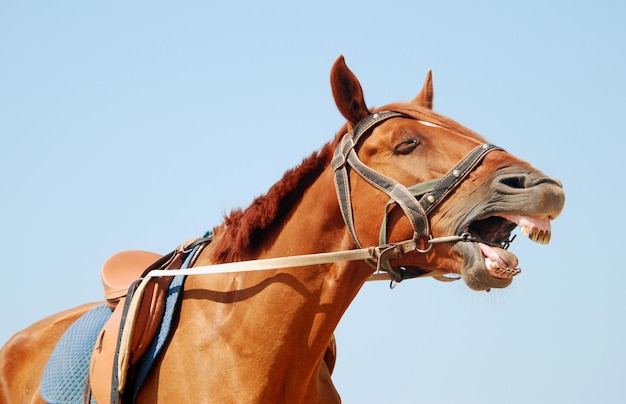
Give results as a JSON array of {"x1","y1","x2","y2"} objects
[{"x1": 0, "y1": 302, "x2": 101, "y2": 403}]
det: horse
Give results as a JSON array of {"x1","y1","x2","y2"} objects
[{"x1": 0, "y1": 55, "x2": 565, "y2": 403}]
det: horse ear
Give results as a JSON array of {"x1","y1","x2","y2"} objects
[
  {"x1": 330, "y1": 55, "x2": 370, "y2": 126},
  {"x1": 412, "y1": 70, "x2": 434, "y2": 109}
]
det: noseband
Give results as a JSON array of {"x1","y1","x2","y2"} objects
[{"x1": 331, "y1": 111, "x2": 502, "y2": 282}]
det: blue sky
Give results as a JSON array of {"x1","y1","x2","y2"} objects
[{"x1": 1, "y1": 1, "x2": 624, "y2": 403}]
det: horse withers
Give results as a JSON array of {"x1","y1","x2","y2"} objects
[{"x1": 0, "y1": 56, "x2": 564, "y2": 403}]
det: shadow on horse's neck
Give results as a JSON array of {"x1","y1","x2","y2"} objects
[{"x1": 183, "y1": 272, "x2": 317, "y2": 303}]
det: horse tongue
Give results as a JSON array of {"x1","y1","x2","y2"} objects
[{"x1": 479, "y1": 242, "x2": 519, "y2": 273}]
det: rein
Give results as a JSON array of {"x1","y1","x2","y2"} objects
[
  {"x1": 143, "y1": 112, "x2": 502, "y2": 285},
  {"x1": 146, "y1": 237, "x2": 417, "y2": 279}
]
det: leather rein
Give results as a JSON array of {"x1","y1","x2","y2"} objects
[{"x1": 144, "y1": 112, "x2": 501, "y2": 285}]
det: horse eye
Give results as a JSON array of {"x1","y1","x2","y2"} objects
[{"x1": 393, "y1": 138, "x2": 419, "y2": 155}]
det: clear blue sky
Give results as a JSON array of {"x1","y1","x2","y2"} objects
[{"x1": 1, "y1": 1, "x2": 624, "y2": 403}]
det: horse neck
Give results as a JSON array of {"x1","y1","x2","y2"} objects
[
  {"x1": 182, "y1": 167, "x2": 372, "y2": 400},
  {"x1": 194, "y1": 164, "x2": 375, "y2": 324}
]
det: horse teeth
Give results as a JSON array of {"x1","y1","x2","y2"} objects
[
  {"x1": 486, "y1": 258, "x2": 521, "y2": 278},
  {"x1": 521, "y1": 226, "x2": 551, "y2": 245},
  {"x1": 494, "y1": 267, "x2": 522, "y2": 278}
]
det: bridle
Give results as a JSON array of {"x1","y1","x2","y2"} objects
[{"x1": 331, "y1": 111, "x2": 502, "y2": 282}]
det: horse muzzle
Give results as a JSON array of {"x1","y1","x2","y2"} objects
[{"x1": 455, "y1": 172, "x2": 565, "y2": 291}]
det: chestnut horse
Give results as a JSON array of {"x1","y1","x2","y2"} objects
[{"x1": 0, "y1": 56, "x2": 565, "y2": 403}]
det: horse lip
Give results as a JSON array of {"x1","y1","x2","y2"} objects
[{"x1": 456, "y1": 242, "x2": 514, "y2": 291}]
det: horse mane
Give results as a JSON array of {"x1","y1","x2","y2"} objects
[
  {"x1": 210, "y1": 131, "x2": 344, "y2": 263},
  {"x1": 210, "y1": 102, "x2": 484, "y2": 263}
]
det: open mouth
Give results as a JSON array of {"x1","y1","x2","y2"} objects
[{"x1": 464, "y1": 214, "x2": 553, "y2": 280}]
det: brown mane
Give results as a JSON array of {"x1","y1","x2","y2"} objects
[
  {"x1": 210, "y1": 102, "x2": 484, "y2": 263},
  {"x1": 210, "y1": 134, "x2": 343, "y2": 263}
]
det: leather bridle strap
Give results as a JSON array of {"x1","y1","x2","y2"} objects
[
  {"x1": 421, "y1": 143, "x2": 502, "y2": 214},
  {"x1": 331, "y1": 111, "x2": 430, "y2": 251},
  {"x1": 379, "y1": 143, "x2": 503, "y2": 246}
]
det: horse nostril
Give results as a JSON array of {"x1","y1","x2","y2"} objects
[{"x1": 498, "y1": 174, "x2": 533, "y2": 189}]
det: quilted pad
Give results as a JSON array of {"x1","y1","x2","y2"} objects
[{"x1": 40, "y1": 304, "x2": 112, "y2": 404}]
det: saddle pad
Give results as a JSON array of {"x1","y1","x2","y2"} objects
[{"x1": 40, "y1": 304, "x2": 112, "y2": 404}]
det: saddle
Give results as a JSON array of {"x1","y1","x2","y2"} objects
[
  {"x1": 101, "y1": 250, "x2": 162, "y2": 309},
  {"x1": 87, "y1": 237, "x2": 211, "y2": 404}
]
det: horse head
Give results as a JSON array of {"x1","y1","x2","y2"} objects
[{"x1": 330, "y1": 56, "x2": 565, "y2": 291}]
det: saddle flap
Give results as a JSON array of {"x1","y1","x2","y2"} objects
[
  {"x1": 90, "y1": 276, "x2": 172, "y2": 403},
  {"x1": 89, "y1": 302, "x2": 124, "y2": 404}
]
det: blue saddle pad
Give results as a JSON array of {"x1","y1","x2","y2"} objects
[{"x1": 40, "y1": 304, "x2": 112, "y2": 404}]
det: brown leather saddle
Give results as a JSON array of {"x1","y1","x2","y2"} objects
[{"x1": 87, "y1": 237, "x2": 211, "y2": 403}]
